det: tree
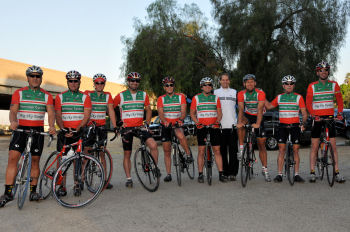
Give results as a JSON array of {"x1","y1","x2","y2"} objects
[
  {"x1": 341, "y1": 74, "x2": 350, "y2": 108},
  {"x1": 122, "y1": 0, "x2": 225, "y2": 99},
  {"x1": 211, "y1": 0, "x2": 350, "y2": 99}
]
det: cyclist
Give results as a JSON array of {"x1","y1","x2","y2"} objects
[
  {"x1": 55, "y1": 70, "x2": 92, "y2": 195},
  {"x1": 113, "y1": 72, "x2": 160, "y2": 188},
  {"x1": 214, "y1": 73, "x2": 239, "y2": 181},
  {"x1": 237, "y1": 74, "x2": 271, "y2": 182},
  {"x1": 84, "y1": 73, "x2": 118, "y2": 189},
  {"x1": 157, "y1": 77, "x2": 193, "y2": 182},
  {"x1": 0, "y1": 65, "x2": 56, "y2": 207},
  {"x1": 190, "y1": 77, "x2": 227, "y2": 183},
  {"x1": 306, "y1": 61, "x2": 345, "y2": 183},
  {"x1": 265, "y1": 75, "x2": 307, "y2": 183}
]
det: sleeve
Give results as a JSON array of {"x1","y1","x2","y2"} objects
[
  {"x1": 11, "y1": 90, "x2": 20, "y2": 105},
  {"x1": 113, "y1": 94, "x2": 121, "y2": 108},
  {"x1": 271, "y1": 96, "x2": 279, "y2": 107},
  {"x1": 306, "y1": 84, "x2": 314, "y2": 115},
  {"x1": 180, "y1": 94, "x2": 186, "y2": 104},
  {"x1": 237, "y1": 91, "x2": 244, "y2": 103},
  {"x1": 216, "y1": 97, "x2": 221, "y2": 108},
  {"x1": 157, "y1": 96, "x2": 163, "y2": 109},
  {"x1": 258, "y1": 91, "x2": 266, "y2": 101},
  {"x1": 54, "y1": 95, "x2": 62, "y2": 111},
  {"x1": 299, "y1": 95, "x2": 306, "y2": 108},
  {"x1": 144, "y1": 94, "x2": 150, "y2": 107},
  {"x1": 84, "y1": 95, "x2": 92, "y2": 108},
  {"x1": 190, "y1": 97, "x2": 197, "y2": 110},
  {"x1": 46, "y1": 93, "x2": 54, "y2": 105},
  {"x1": 107, "y1": 93, "x2": 113, "y2": 104},
  {"x1": 335, "y1": 83, "x2": 344, "y2": 113}
]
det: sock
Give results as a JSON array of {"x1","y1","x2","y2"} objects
[
  {"x1": 198, "y1": 172, "x2": 203, "y2": 176},
  {"x1": 126, "y1": 177, "x2": 132, "y2": 181},
  {"x1": 219, "y1": 171, "x2": 224, "y2": 176},
  {"x1": 30, "y1": 185, "x2": 37, "y2": 193},
  {"x1": 310, "y1": 170, "x2": 315, "y2": 174},
  {"x1": 278, "y1": 173, "x2": 283, "y2": 176},
  {"x1": 239, "y1": 145, "x2": 244, "y2": 151},
  {"x1": 295, "y1": 172, "x2": 299, "y2": 176},
  {"x1": 4, "y1": 185, "x2": 13, "y2": 196},
  {"x1": 335, "y1": 170, "x2": 339, "y2": 174}
]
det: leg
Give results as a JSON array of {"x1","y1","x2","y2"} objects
[
  {"x1": 277, "y1": 144, "x2": 286, "y2": 174},
  {"x1": 212, "y1": 146, "x2": 223, "y2": 172},
  {"x1": 329, "y1": 138, "x2": 339, "y2": 170},
  {"x1": 123, "y1": 150, "x2": 132, "y2": 178},
  {"x1": 257, "y1": 138, "x2": 268, "y2": 167},
  {"x1": 310, "y1": 138, "x2": 319, "y2": 172},
  {"x1": 293, "y1": 144, "x2": 300, "y2": 174},
  {"x1": 5, "y1": 150, "x2": 21, "y2": 185},
  {"x1": 162, "y1": 141, "x2": 172, "y2": 175},
  {"x1": 197, "y1": 146, "x2": 205, "y2": 173},
  {"x1": 30, "y1": 156, "x2": 40, "y2": 186},
  {"x1": 175, "y1": 129, "x2": 190, "y2": 155},
  {"x1": 145, "y1": 137, "x2": 159, "y2": 163},
  {"x1": 228, "y1": 129, "x2": 239, "y2": 176},
  {"x1": 220, "y1": 129, "x2": 229, "y2": 175}
]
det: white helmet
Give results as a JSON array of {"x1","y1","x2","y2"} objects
[
  {"x1": 26, "y1": 65, "x2": 43, "y2": 76},
  {"x1": 200, "y1": 77, "x2": 213, "y2": 86},
  {"x1": 281, "y1": 75, "x2": 296, "y2": 84}
]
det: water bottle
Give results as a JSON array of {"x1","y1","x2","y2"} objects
[{"x1": 62, "y1": 148, "x2": 74, "y2": 163}]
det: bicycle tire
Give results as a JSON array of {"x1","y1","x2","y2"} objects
[
  {"x1": 325, "y1": 143, "x2": 335, "y2": 187},
  {"x1": 89, "y1": 149, "x2": 113, "y2": 190},
  {"x1": 17, "y1": 153, "x2": 31, "y2": 209},
  {"x1": 172, "y1": 144, "x2": 182, "y2": 186},
  {"x1": 185, "y1": 147, "x2": 195, "y2": 179},
  {"x1": 39, "y1": 151, "x2": 60, "y2": 199},
  {"x1": 52, "y1": 154, "x2": 104, "y2": 208},
  {"x1": 286, "y1": 144, "x2": 295, "y2": 186},
  {"x1": 134, "y1": 148, "x2": 160, "y2": 192},
  {"x1": 317, "y1": 142, "x2": 325, "y2": 180},
  {"x1": 240, "y1": 144, "x2": 249, "y2": 187},
  {"x1": 204, "y1": 144, "x2": 212, "y2": 186}
]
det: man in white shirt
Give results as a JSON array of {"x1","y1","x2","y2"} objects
[{"x1": 214, "y1": 73, "x2": 239, "y2": 180}]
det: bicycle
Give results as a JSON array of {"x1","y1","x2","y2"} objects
[
  {"x1": 314, "y1": 116, "x2": 336, "y2": 187},
  {"x1": 84, "y1": 123, "x2": 118, "y2": 190},
  {"x1": 168, "y1": 123, "x2": 194, "y2": 186},
  {"x1": 49, "y1": 130, "x2": 105, "y2": 208},
  {"x1": 121, "y1": 126, "x2": 160, "y2": 192},
  {"x1": 240, "y1": 124, "x2": 257, "y2": 187},
  {"x1": 11, "y1": 128, "x2": 52, "y2": 209}
]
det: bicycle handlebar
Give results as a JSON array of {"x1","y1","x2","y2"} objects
[{"x1": 13, "y1": 129, "x2": 53, "y2": 147}]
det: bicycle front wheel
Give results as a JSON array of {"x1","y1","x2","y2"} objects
[
  {"x1": 240, "y1": 144, "x2": 249, "y2": 187},
  {"x1": 52, "y1": 154, "x2": 104, "y2": 208},
  {"x1": 204, "y1": 144, "x2": 212, "y2": 186},
  {"x1": 325, "y1": 143, "x2": 335, "y2": 187},
  {"x1": 134, "y1": 148, "x2": 160, "y2": 192},
  {"x1": 172, "y1": 144, "x2": 181, "y2": 186},
  {"x1": 88, "y1": 149, "x2": 113, "y2": 190},
  {"x1": 39, "y1": 151, "x2": 60, "y2": 199},
  {"x1": 17, "y1": 153, "x2": 31, "y2": 209},
  {"x1": 317, "y1": 143, "x2": 325, "y2": 180},
  {"x1": 286, "y1": 145, "x2": 295, "y2": 186},
  {"x1": 185, "y1": 147, "x2": 195, "y2": 179}
]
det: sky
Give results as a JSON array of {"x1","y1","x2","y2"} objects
[{"x1": 0, "y1": 0, "x2": 349, "y2": 85}]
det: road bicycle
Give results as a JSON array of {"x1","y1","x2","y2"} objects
[{"x1": 240, "y1": 124, "x2": 257, "y2": 187}]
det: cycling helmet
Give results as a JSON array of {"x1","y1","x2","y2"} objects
[
  {"x1": 126, "y1": 72, "x2": 141, "y2": 80},
  {"x1": 243, "y1": 74, "x2": 256, "y2": 82},
  {"x1": 281, "y1": 75, "x2": 296, "y2": 84},
  {"x1": 315, "y1": 60, "x2": 330, "y2": 71},
  {"x1": 26, "y1": 65, "x2": 43, "y2": 76},
  {"x1": 93, "y1": 73, "x2": 107, "y2": 82},
  {"x1": 66, "y1": 70, "x2": 81, "y2": 80},
  {"x1": 162, "y1": 76, "x2": 175, "y2": 85},
  {"x1": 200, "y1": 77, "x2": 213, "y2": 86}
]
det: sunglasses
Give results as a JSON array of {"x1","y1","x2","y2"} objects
[
  {"x1": 164, "y1": 84, "x2": 174, "y2": 87},
  {"x1": 129, "y1": 79, "x2": 140, "y2": 83},
  {"x1": 68, "y1": 80, "x2": 79, "y2": 83},
  {"x1": 283, "y1": 82, "x2": 295, "y2": 86},
  {"x1": 318, "y1": 69, "x2": 329, "y2": 73},
  {"x1": 95, "y1": 82, "x2": 105, "y2": 85},
  {"x1": 29, "y1": 74, "x2": 42, "y2": 78},
  {"x1": 202, "y1": 83, "x2": 213, "y2": 87}
]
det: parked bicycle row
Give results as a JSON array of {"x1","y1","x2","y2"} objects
[{"x1": 0, "y1": 60, "x2": 346, "y2": 210}]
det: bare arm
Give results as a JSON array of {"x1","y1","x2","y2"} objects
[
  {"x1": 107, "y1": 104, "x2": 117, "y2": 128},
  {"x1": 190, "y1": 108, "x2": 198, "y2": 124},
  {"x1": 145, "y1": 105, "x2": 152, "y2": 125},
  {"x1": 55, "y1": 110, "x2": 64, "y2": 129},
  {"x1": 300, "y1": 107, "x2": 307, "y2": 124},
  {"x1": 76, "y1": 108, "x2": 91, "y2": 131},
  {"x1": 255, "y1": 101, "x2": 264, "y2": 127},
  {"x1": 158, "y1": 107, "x2": 167, "y2": 124},
  {"x1": 237, "y1": 102, "x2": 245, "y2": 125},
  {"x1": 264, "y1": 99, "x2": 276, "y2": 110},
  {"x1": 46, "y1": 105, "x2": 56, "y2": 134},
  {"x1": 216, "y1": 107, "x2": 222, "y2": 123},
  {"x1": 180, "y1": 104, "x2": 186, "y2": 121},
  {"x1": 9, "y1": 104, "x2": 19, "y2": 130}
]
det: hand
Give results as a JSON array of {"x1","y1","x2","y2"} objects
[
  {"x1": 176, "y1": 120, "x2": 184, "y2": 126},
  {"x1": 196, "y1": 122, "x2": 203, "y2": 129},
  {"x1": 313, "y1": 115, "x2": 320, "y2": 121},
  {"x1": 113, "y1": 127, "x2": 119, "y2": 134},
  {"x1": 163, "y1": 121, "x2": 170, "y2": 127},
  {"x1": 10, "y1": 121, "x2": 18, "y2": 131},
  {"x1": 252, "y1": 123, "x2": 260, "y2": 129},
  {"x1": 49, "y1": 126, "x2": 56, "y2": 135},
  {"x1": 300, "y1": 124, "x2": 305, "y2": 132},
  {"x1": 64, "y1": 128, "x2": 74, "y2": 138},
  {"x1": 116, "y1": 121, "x2": 124, "y2": 127},
  {"x1": 236, "y1": 123, "x2": 244, "y2": 129},
  {"x1": 337, "y1": 113, "x2": 343, "y2": 121}
]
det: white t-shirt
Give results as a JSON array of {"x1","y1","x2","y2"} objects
[{"x1": 214, "y1": 87, "x2": 237, "y2": 129}]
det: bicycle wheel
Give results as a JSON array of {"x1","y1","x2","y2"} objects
[
  {"x1": 240, "y1": 144, "x2": 249, "y2": 187},
  {"x1": 185, "y1": 147, "x2": 195, "y2": 179},
  {"x1": 325, "y1": 143, "x2": 335, "y2": 187},
  {"x1": 317, "y1": 142, "x2": 325, "y2": 180},
  {"x1": 172, "y1": 144, "x2": 181, "y2": 186},
  {"x1": 286, "y1": 144, "x2": 295, "y2": 186},
  {"x1": 39, "y1": 151, "x2": 60, "y2": 199},
  {"x1": 134, "y1": 148, "x2": 160, "y2": 192},
  {"x1": 52, "y1": 154, "x2": 104, "y2": 208},
  {"x1": 89, "y1": 149, "x2": 113, "y2": 190},
  {"x1": 17, "y1": 153, "x2": 31, "y2": 209},
  {"x1": 204, "y1": 144, "x2": 212, "y2": 186}
]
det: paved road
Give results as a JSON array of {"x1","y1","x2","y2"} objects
[{"x1": 0, "y1": 135, "x2": 349, "y2": 232}]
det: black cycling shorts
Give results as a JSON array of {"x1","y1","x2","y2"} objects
[
  {"x1": 121, "y1": 127, "x2": 153, "y2": 151},
  {"x1": 243, "y1": 113, "x2": 266, "y2": 138},
  {"x1": 161, "y1": 125, "x2": 172, "y2": 142},
  {"x1": 9, "y1": 126, "x2": 44, "y2": 156},
  {"x1": 56, "y1": 128, "x2": 82, "y2": 152},
  {"x1": 311, "y1": 116, "x2": 336, "y2": 138},
  {"x1": 84, "y1": 126, "x2": 108, "y2": 147},
  {"x1": 278, "y1": 124, "x2": 301, "y2": 144},
  {"x1": 197, "y1": 127, "x2": 221, "y2": 146}
]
